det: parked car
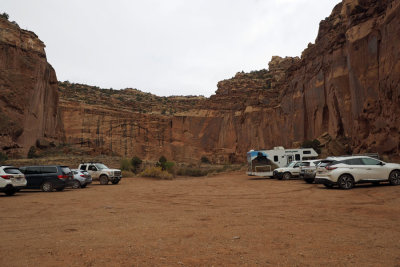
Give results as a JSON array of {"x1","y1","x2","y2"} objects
[
  {"x1": 78, "y1": 163, "x2": 121, "y2": 185},
  {"x1": 0, "y1": 166, "x2": 27, "y2": 196},
  {"x1": 314, "y1": 156, "x2": 400, "y2": 189},
  {"x1": 19, "y1": 165, "x2": 73, "y2": 192},
  {"x1": 299, "y1": 159, "x2": 324, "y2": 183},
  {"x1": 273, "y1": 161, "x2": 310, "y2": 180},
  {"x1": 70, "y1": 169, "x2": 92, "y2": 189}
]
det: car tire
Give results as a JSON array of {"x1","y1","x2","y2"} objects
[
  {"x1": 41, "y1": 182, "x2": 53, "y2": 192},
  {"x1": 323, "y1": 183, "x2": 333, "y2": 189},
  {"x1": 99, "y1": 175, "x2": 109, "y2": 185},
  {"x1": 304, "y1": 178, "x2": 314, "y2": 184},
  {"x1": 389, "y1": 170, "x2": 400, "y2": 185},
  {"x1": 338, "y1": 174, "x2": 355, "y2": 190},
  {"x1": 4, "y1": 189, "x2": 16, "y2": 196},
  {"x1": 72, "y1": 180, "x2": 81, "y2": 189},
  {"x1": 282, "y1": 172, "x2": 291, "y2": 180},
  {"x1": 111, "y1": 180, "x2": 120, "y2": 185}
]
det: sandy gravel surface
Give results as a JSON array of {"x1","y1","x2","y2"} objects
[{"x1": 1, "y1": 172, "x2": 400, "y2": 266}]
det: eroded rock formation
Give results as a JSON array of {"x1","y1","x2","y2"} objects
[
  {"x1": 0, "y1": 18, "x2": 64, "y2": 157},
  {"x1": 2, "y1": 0, "x2": 400, "y2": 162}
]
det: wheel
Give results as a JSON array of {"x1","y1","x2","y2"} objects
[
  {"x1": 389, "y1": 170, "x2": 400, "y2": 185},
  {"x1": 56, "y1": 187, "x2": 65, "y2": 192},
  {"x1": 282, "y1": 172, "x2": 291, "y2": 180},
  {"x1": 338, "y1": 174, "x2": 355, "y2": 190},
  {"x1": 71, "y1": 180, "x2": 81, "y2": 189},
  {"x1": 323, "y1": 183, "x2": 333, "y2": 188},
  {"x1": 4, "y1": 189, "x2": 16, "y2": 196},
  {"x1": 99, "y1": 175, "x2": 109, "y2": 185},
  {"x1": 111, "y1": 180, "x2": 120, "y2": 185},
  {"x1": 41, "y1": 182, "x2": 54, "y2": 192},
  {"x1": 304, "y1": 178, "x2": 314, "y2": 184}
]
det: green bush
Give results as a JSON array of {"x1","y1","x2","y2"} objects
[
  {"x1": 0, "y1": 152, "x2": 8, "y2": 163},
  {"x1": 140, "y1": 167, "x2": 173, "y2": 180},
  {"x1": 201, "y1": 156, "x2": 211, "y2": 164},
  {"x1": 0, "y1": 12, "x2": 9, "y2": 20},
  {"x1": 131, "y1": 156, "x2": 142, "y2": 173},
  {"x1": 120, "y1": 158, "x2": 132, "y2": 171},
  {"x1": 27, "y1": 146, "x2": 37, "y2": 158},
  {"x1": 158, "y1": 155, "x2": 167, "y2": 170}
]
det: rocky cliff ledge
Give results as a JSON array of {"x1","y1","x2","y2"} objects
[
  {"x1": 58, "y1": 0, "x2": 400, "y2": 163},
  {"x1": 0, "y1": 18, "x2": 64, "y2": 157}
]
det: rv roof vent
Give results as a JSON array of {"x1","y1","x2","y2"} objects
[{"x1": 273, "y1": 146, "x2": 285, "y2": 150}]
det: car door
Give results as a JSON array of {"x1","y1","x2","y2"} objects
[
  {"x1": 88, "y1": 165, "x2": 100, "y2": 179},
  {"x1": 344, "y1": 158, "x2": 366, "y2": 182},
  {"x1": 24, "y1": 166, "x2": 43, "y2": 188},
  {"x1": 292, "y1": 162, "x2": 303, "y2": 176},
  {"x1": 360, "y1": 158, "x2": 386, "y2": 180}
]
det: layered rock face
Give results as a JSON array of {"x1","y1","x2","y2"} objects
[
  {"x1": 59, "y1": 0, "x2": 400, "y2": 163},
  {"x1": 0, "y1": 18, "x2": 64, "y2": 157}
]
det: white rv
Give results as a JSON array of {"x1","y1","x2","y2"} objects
[{"x1": 247, "y1": 147, "x2": 318, "y2": 177}]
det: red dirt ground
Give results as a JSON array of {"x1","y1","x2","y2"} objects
[{"x1": 1, "y1": 172, "x2": 400, "y2": 266}]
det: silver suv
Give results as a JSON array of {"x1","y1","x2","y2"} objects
[{"x1": 0, "y1": 166, "x2": 27, "y2": 196}]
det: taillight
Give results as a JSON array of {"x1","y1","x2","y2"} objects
[
  {"x1": 58, "y1": 175, "x2": 68, "y2": 179},
  {"x1": 80, "y1": 174, "x2": 85, "y2": 177},
  {"x1": 325, "y1": 166, "x2": 337, "y2": 170},
  {"x1": 1, "y1": 175, "x2": 12, "y2": 179}
]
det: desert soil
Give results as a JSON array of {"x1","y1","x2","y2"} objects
[{"x1": 1, "y1": 172, "x2": 400, "y2": 266}]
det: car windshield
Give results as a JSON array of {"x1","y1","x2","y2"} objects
[
  {"x1": 95, "y1": 164, "x2": 108, "y2": 170},
  {"x1": 286, "y1": 162, "x2": 296, "y2": 167}
]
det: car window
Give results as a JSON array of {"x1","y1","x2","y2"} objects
[
  {"x1": 41, "y1": 166, "x2": 58, "y2": 173},
  {"x1": 25, "y1": 167, "x2": 41, "y2": 174},
  {"x1": 301, "y1": 162, "x2": 310, "y2": 167},
  {"x1": 313, "y1": 161, "x2": 321, "y2": 166},
  {"x1": 4, "y1": 168, "x2": 22, "y2": 174},
  {"x1": 89, "y1": 165, "x2": 97, "y2": 171},
  {"x1": 61, "y1": 167, "x2": 71, "y2": 175},
  {"x1": 361, "y1": 158, "x2": 381, "y2": 165},
  {"x1": 344, "y1": 158, "x2": 364, "y2": 165},
  {"x1": 80, "y1": 165, "x2": 86, "y2": 170},
  {"x1": 319, "y1": 161, "x2": 335, "y2": 167}
]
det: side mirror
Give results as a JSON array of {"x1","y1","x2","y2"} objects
[{"x1": 379, "y1": 162, "x2": 385, "y2": 166}]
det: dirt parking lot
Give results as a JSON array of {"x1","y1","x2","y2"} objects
[{"x1": 1, "y1": 172, "x2": 400, "y2": 266}]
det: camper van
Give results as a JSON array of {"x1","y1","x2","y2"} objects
[{"x1": 247, "y1": 147, "x2": 318, "y2": 177}]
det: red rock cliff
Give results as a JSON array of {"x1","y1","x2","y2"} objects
[{"x1": 0, "y1": 18, "x2": 64, "y2": 157}]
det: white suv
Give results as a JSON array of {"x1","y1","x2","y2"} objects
[
  {"x1": 273, "y1": 161, "x2": 310, "y2": 180},
  {"x1": 315, "y1": 156, "x2": 400, "y2": 189},
  {"x1": 0, "y1": 166, "x2": 27, "y2": 196}
]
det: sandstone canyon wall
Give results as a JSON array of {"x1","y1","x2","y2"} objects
[
  {"x1": 0, "y1": 18, "x2": 64, "y2": 157},
  {"x1": 1, "y1": 0, "x2": 399, "y2": 163},
  {"x1": 59, "y1": 0, "x2": 400, "y2": 163}
]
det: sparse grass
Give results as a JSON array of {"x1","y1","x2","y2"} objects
[
  {"x1": 140, "y1": 167, "x2": 173, "y2": 180},
  {"x1": 122, "y1": 170, "x2": 135, "y2": 178}
]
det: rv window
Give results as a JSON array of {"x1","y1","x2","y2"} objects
[
  {"x1": 295, "y1": 154, "x2": 300, "y2": 161},
  {"x1": 274, "y1": 156, "x2": 278, "y2": 162},
  {"x1": 303, "y1": 151, "x2": 311, "y2": 154}
]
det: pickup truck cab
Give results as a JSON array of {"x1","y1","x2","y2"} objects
[
  {"x1": 273, "y1": 161, "x2": 309, "y2": 180},
  {"x1": 78, "y1": 163, "x2": 121, "y2": 185}
]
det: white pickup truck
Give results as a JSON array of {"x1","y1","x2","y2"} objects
[{"x1": 78, "y1": 163, "x2": 122, "y2": 185}]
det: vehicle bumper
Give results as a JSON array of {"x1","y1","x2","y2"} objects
[
  {"x1": 109, "y1": 176, "x2": 121, "y2": 182},
  {"x1": 0, "y1": 185, "x2": 26, "y2": 192},
  {"x1": 314, "y1": 177, "x2": 336, "y2": 185},
  {"x1": 300, "y1": 173, "x2": 316, "y2": 179}
]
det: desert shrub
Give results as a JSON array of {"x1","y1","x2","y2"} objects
[
  {"x1": 120, "y1": 158, "x2": 132, "y2": 171},
  {"x1": 0, "y1": 152, "x2": 8, "y2": 163},
  {"x1": 302, "y1": 139, "x2": 321, "y2": 154},
  {"x1": 164, "y1": 161, "x2": 176, "y2": 176},
  {"x1": 27, "y1": 146, "x2": 37, "y2": 158},
  {"x1": 0, "y1": 12, "x2": 9, "y2": 20},
  {"x1": 140, "y1": 167, "x2": 173, "y2": 180},
  {"x1": 131, "y1": 156, "x2": 142, "y2": 173},
  {"x1": 158, "y1": 155, "x2": 167, "y2": 170},
  {"x1": 122, "y1": 170, "x2": 135, "y2": 178},
  {"x1": 200, "y1": 156, "x2": 211, "y2": 164},
  {"x1": 177, "y1": 167, "x2": 208, "y2": 177}
]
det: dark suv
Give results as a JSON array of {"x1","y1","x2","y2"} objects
[{"x1": 19, "y1": 166, "x2": 73, "y2": 192}]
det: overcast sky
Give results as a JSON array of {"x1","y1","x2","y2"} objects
[{"x1": 3, "y1": 0, "x2": 339, "y2": 96}]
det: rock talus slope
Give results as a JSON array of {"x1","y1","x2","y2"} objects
[{"x1": 0, "y1": 18, "x2": 64, "y2": 156}]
